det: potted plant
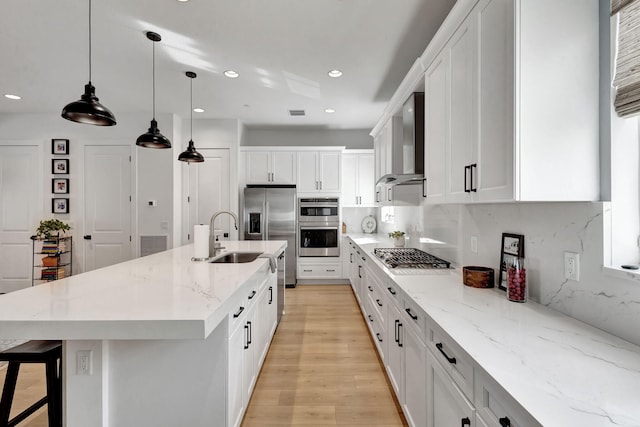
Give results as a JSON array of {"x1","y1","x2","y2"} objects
[
  {"x1": 34, "y1": 219, "x2": 71, "y2": 240},
  {"x1": 388, "y1": 231, "x2": 406, "y2": 247}
]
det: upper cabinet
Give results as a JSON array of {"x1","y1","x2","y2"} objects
[
  {"x1": 297, "y1": 150, "x2": 342, "y2": 194},
  {"x1": 342, "y1": 150, "x2": 375, "y2": 207},
  {"x1": 245, "y1": 150, "x2": 296, "y2": 185},
  {"x1": 423, "y1": 0, "x2": 599, "y2": 203},
  {"x1": 373, "y1": 117, "x2": 402, "y2": 183}
]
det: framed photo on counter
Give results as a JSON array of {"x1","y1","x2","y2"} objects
[{"x1": 498, "y1": 233, "x2": 524, "y2": 291}]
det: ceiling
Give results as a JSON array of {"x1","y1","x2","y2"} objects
[{"x1": 0, "y1": 0, "x2": 456, "y2": 130}]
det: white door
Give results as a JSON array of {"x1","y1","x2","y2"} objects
[
  {"x1": 187, "y1": 149, "x2": 231, "y2": 243},
  {"x1": 358, "y1": 154, "x2": 375, "y2": 205},
  {"x1": 84, "y1": 145, "x2": 132, "y2": 272},
  {"x1": 271, "y1": 151, "x2": 296, "y2": 184},
  {"x1": 424, "y1": 55, "x2": 448, "y2": 203},
  {"x1": 341, "y1": 154, "x2": 358, "y2": 206},
  {"x1": 0, "y1": 144, "x2": 42, "y2": 292},
  {"x1": 318, "y1": 151, "x2": 341, "y2": 193},
  {"x1": 296, "y1": 152, "x2": 318, "y2": 193},
  {"x1": 245, "y1": 151, "x2": 270, "y2": 184}
]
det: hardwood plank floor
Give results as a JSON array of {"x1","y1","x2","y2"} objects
[
  {"x1": 0, "y1": 285, "x2": 406, "y2": 426},
  {"x1": 241, "y1": 284, "x2": 408, "y2": 427}
]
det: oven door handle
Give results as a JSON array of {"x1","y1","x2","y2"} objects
[{"x1": 299, "y1": 226, "x2": 339, "y2": 230}]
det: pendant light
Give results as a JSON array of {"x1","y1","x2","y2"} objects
[
  {"x1": 136, "y1": 31, "x2": 171, "y2": 149},
  {"x1": 61, "y1": 0, "x2": 116, "y2": 126},
  {"x1": 178, "y1": 72, "x2": 204, "y2": 163}
]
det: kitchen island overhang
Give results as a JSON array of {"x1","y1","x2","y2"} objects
[{"x1": 0, "y1": 241, "x2": 286, "y2": 427}]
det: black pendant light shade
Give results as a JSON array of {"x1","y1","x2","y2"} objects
[
  {"x1": 61, "y1": 0, "x2": 116, "y2": 126},
  {"x1": 136, "y1": 31, "x2": 171, "y2": 149},
  {"x1": 178, "y1": 71, "x2": 204, "y2": 163}
]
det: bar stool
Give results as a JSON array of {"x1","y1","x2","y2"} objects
[{"x1": 0, "y1": 340, "x2": 62, "y2": 427}]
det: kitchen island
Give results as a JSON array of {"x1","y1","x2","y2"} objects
[{"x1": 0, "y1": 240, "x2": 286, "y2": 427}]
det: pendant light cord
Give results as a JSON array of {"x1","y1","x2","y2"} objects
[
  {"x1": 88, "y1": 0, "x2": 92, "y2": 82},
  {"x1": 152, "y1": 40, "x2": 156, "y2": 120},
  {"x1": 190, "y1": 77, "x2": 193, "y2": 139}
]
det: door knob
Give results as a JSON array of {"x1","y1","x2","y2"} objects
[{"x1": 83, "y1": 235, "x2": 92, "y2": 240}]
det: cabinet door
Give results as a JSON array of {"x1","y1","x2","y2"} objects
[
  {"x1": 297, "y1": 152, "x2": 318, "y2": 192},
  {"x1": 428, "y1": 350, "x2": 476, "y2": 427},
  {"x1": 403, "y1": 323, "x2": 427, "y2": 427},
  {"x1": 385, "y1": 303, "x2": 403, "y2": 400},
  {"x1": 228, "y1": 321, "x2": 245, "y2": 427},
  {"x1": 271, "y1": 151, "x2": 296, "y2": 184},
  {"x1": 447, "y1": 15, "x2": 477, "y2": 203},
  {"x1": 245, "y1": 151, "x2": 271, "y2": 184},
  {"x1": 357, "y1": 154, "x2": 375, "y2": 205},
  {"x1": 242, "y1": 307, "x2": 257, "y2": 405},
  {"x1": 475, "y1": 0, "x2": 513, "y2": 202},
  {"x1": 424, "y1": 54, "x2": 448, "y2": 203},
  {"x1": 318, "y1": 151, "x2": 341, "y2": 192},
  {"x1": 256, "y1": 285, "x2": 271, "y2": 367},
  {"x1": 342, "y1": 154, "x2": 359, "y2": 206}
]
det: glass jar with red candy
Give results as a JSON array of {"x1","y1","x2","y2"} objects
[{"x1": 507, "y1": 257, "x2": 527, "y2": 303}]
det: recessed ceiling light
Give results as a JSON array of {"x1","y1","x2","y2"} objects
[
  {"x1": 176, "y1": 0, "x2": 189, "y2": 2},
  {"x1": 324, "y1": 108, "x2": 336, "y2": 114},
  {"x1": 193, "y1": 108, "x2": 205, "y2": 113},
  {"x1": 224, "y1": 70, "x2": 239, "y2": 79},
  {"x1": 4, "y1": 94, "x2": 21, "y2": 100},
  {"x1": 327, "y1": 69, "x2": 343, "y2": 78}
]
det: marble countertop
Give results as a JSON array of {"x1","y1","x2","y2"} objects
[
  {"x1": 0, "y1": 241, "x2": 286, "y2": 340},
  {"x1": 346, "y1": 233, "x2": 640, "y2": 427}
]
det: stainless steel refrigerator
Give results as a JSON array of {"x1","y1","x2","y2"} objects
[{"x1": 243, "y1": 186, "x2": 296, "y2": 322}]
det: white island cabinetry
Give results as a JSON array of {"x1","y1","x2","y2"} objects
[{"x1": 0, "y1": 241, "x2": 285, "y2": 427}]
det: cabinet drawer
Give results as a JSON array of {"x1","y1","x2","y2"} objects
[
  {"x1": 402, "y1": 297, "x2": 427, "y2": 340},
  {"x1": 363, "y1": 297, "x2": 385, "y2": 360},
  {"x1": 297, "y1": 263, "x2": 342, "y2": 279},
  {"x1": 364, "y1": 269, "x2": 386, "y2": 322},
  {"x1": 474, "y1": 370, "x2": 541, "y2": 427},
  {"x1": 382, "y1": 274, "x2": 402, "y2": 308},
  {"x1": 428, "y1": 324, "x2": 474, "y2": 400}
]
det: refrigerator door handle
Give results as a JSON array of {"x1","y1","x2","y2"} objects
[{"x1": 264, "y1": 201, "x2": 269, "y2": 239}]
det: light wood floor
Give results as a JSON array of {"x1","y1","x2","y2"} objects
[{"x1": 0, "y1": 285, "x2": 406, "y2": 426}]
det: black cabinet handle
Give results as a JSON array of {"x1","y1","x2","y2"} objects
[
  {"x1": 376, "y1": 333, "x2": 383, "y2": 342},
  {"x1": 233, "y1": 306, "x2": 245, "y2": 318},
  {"x1": 470, "y1": 163, "x2": 477, "y2": 192},
  {"x1": 368, "y1": 285, "x2": 373, "y2": 292},
  {"x1": 244, "y1": 324, "x2": 249, "y2": 349},
  {"x1": 461, "y1": 417, "x2": 471, "y2": 426},
  {"x1": 248, "y1": 290, "x2": 256, "y2": 300},
  {"x1": 83, "y1": 235, "x2": 92, "y2": 240},
  {"x1": 247, "y1": 321, "x2": 252, "y2": 344},
  {"x1": 499, "y1": 417, "x2": 511, "y2": 427},
  {"x1": 376, "y1": 299, "x2": 383, "y2": 307},
  {"x1": 368, "y1": 314, "x2": 373, "y2": 322},
  {"x1": 398, "y1": 322, "x2": 403, "y2": 347},
  {"x1": 268, "y1": 286, "x2": 273, "y2": 304},
  {"x1": 394, "y1": 319, "x2": 399, "y2": 343},
  {"x1": 435, "y1": 342, "x2": 457, "y2": 364},
  {"x1": 464, "y1": 165, "x2": 471, "y2": 193},
  {"x1": 422, "y1": 178, "x2": 427, "y2": 198},
  {"x1": 387, "y1": 287, "x2": 396, "y2": 295},
  {"x1": 350, "y1": 253, "x2": 353, "y2": 263},
  {"x1": 358, "y1": 265, "x2": 362, "y2": 279},
  {"x1": 405, "y1": 307, "x2": 418, "y2": 320}
]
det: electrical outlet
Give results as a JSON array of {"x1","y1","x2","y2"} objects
[
  {"x1": 470, "y1": 236, "x2": 478, "y2": 254},
  {"x1": 77, "y1": 350, "x2": 92, "y2": 375},
  {"x1": 564, "y1": 252, "x2": 580, "y2": 281}
]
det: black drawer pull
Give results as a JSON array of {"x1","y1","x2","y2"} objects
[
  {"x1": 435, "y1": 342, "x2": 456, "y2": 364},
  {"x1": 233, "y1": 306, "x2": 245, "y2": 318},
  {"x1": 376, "y1": 299, "x2": 383, "y2": 307},
  {"x1": 499, "y1": 417, "x2": 511, "y2": 427},
  {"x1": 461, "y1": 417, "x2": 471, "y2": 427},
  {"x1": 326, "y1": 269, "x2": 335, "y2": 272},
  {"x1": 394, "y1": 319, "x2": 400, "y2": 343},
  {"x1": 248, "y1": 290, "x2": 256, "y2": 300},
  {"x1": 387, "y1": 287, "x2": 396, "y2": 295},
  {"x1": 247, "y1": 321, "x2": 252, "y2": 344},
  {"x1": 376, "y1": 333, "x2": 383, "y2": 342},
  {"x1": 244, "y1": 324, "x2": 249, "y2": 349},
  {"x1": 368, "y1": 285, "x2": 373, "y2": 292},
  {"x1": 405, "y1": 307, "x2": 418, "y2": 320},
  {"x1": 368, "y1": 314, "x2": 373, "y2": 322},
  {"x1": 268, "y1": 286, "x2": 273, "y2": 304}
]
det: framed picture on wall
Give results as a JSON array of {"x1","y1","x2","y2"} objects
[
  {"x1": 498, "y1": 233, "x2": 525, "y2": 291},
  {"x1": 52, "y1": 178, "x2": 69, "y2": 194},
  {"x1": 51, "y1": 139, "x2": 69, "y2": 155},
  {"x1": 52, "y1": 159, "x2": 69, "y2": 174},
  {"x1": 52, "y1": 198, "x2": 69, "y2": 214}
]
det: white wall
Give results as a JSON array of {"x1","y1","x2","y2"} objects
[
  {"x1": 377, "y1": 201, "x2": 640, "y2": 346},
  {"x1": 244, "y1": 128, "x2": 372, "y2": 149}
]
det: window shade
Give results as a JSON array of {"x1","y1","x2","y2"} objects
[{"x1": 612, "y1": 0, "x2": 640, "y2": 117}]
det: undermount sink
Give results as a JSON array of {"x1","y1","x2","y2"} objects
[{"x1": 210, "y1": 251, "x2": 263, "y2": 264}]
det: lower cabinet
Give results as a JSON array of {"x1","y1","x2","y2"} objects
[
  {"x1": 228, "y1": 270, "x2": 277, "y2": 427},
  {"x1": 297, "y1": 257, "x2": 342, "y2": 279},
  {"x1": 427, "y1": 349, "x2": 476, "y2": 427}
]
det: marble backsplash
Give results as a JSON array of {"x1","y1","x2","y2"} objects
[{"x1": 378, "y1": 201, "x2": 640, "y2": 346}]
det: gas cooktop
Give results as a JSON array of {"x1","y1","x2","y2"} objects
[{"x1": 373, "y1": 248, "x2": 451, "y2": 269}]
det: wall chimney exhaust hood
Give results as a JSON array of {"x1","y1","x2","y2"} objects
[{"x1": 376, "y1": 92, "x2": 424, "y2": 186}]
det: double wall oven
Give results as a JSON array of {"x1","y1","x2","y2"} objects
[{"x1": 298, "y1": 197, "x2": 340, "y2": 257}]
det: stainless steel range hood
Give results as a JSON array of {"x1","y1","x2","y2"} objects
[{"x1": 376, "y1": 92, "x2": 425, "y2": 186}]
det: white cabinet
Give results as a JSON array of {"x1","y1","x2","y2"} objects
[
  {"x1": 422, "y1": 0, "x2": 599, "y2": 203},
  {"x1": 427, "y1": 349, "x2": 476, "y2": 427},
  {"x1": 385, "y1": 298, "x2": 403, "y2": 399},
  {"x1": 342, "y1": 150, "x2": 375, "y2": 207},
  {"x1": 297, "y1": 150, "x2": 342, "y2": 194},
  {"x1": 373, "y1": 117, "x2": 401, "y2": 183},
  {"x1": 245, "y1": 150, "x2": 296, "y2": 184},
  {"x1": 297, "y1": 256, "x2": 342, "y2": 280},
  {"x1": 256, "y1": 275, "x2": 277, "y2": 367}
]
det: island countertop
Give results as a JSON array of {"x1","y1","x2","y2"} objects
[{"x1": 0, "y1": 241, "x2": 286, "y2": 341}]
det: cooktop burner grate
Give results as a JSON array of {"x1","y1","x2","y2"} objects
[{"x1": 373, "y1": 248, "x2": 451, "y2": 269}]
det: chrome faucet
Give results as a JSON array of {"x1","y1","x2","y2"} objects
[{"x1": 209, "y1": 210, "x2": 239, "y2": 257}]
